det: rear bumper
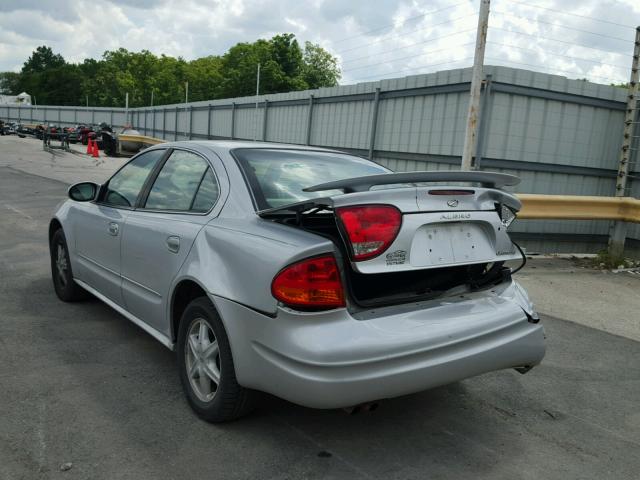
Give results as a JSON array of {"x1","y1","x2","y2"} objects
[{"x1": 213, "y1": 280, "x2": 546, "y2": 409}]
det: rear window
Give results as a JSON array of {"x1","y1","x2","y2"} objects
[{"x1": 233, "y1": 148, "x2": 390, "y2": 210}]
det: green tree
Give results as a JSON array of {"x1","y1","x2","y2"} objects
[
  {"x1": 302, "y1": 41, "x2": 340, "y2": 88},
  {"x1": 22, "y1": 46, "x2": 65, "y2": 75},
  {"x1": 0, "y1": 71, "x2": 20, "y2": 94},
  {"x1": 1, "y1": 36, "x2": 340, "y2": 107},
  {"x1": 185, "y1": 56, "x2": 223, "y2": 102}
]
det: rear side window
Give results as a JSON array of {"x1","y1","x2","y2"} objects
[
  {"x1": 233, "y1": 149, "x2": 390, "y2": 210},
  {"x1": 144, "y1": 150, "x2": 218, "y2": 212},
  {"x1": 191, "y1": 168, "x2": 220, "y2": 212},
  {"x1": 103, "y1": 149, "x2": 165, "y2": 207}
]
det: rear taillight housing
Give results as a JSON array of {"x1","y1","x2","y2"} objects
[
  {"x1": 271, "y1": 255, "x2": 345, "y2": 310},
  {"x1": 335, "y1": 205, "x2": 402, "y2": 261}
]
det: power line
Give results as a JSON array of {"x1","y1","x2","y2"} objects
[
  {"x1": 348, "y1": 57, "x2": 474, "y2": 82},
  {"x1": 332, "y1": 2, "x2": 469, "y2": 44},
  {"x1": 490, "y1": 26, "x2": 631, "y2": 57},
  {"x1": 487, "y1": 41, "x2": 630, "y2": 71},
  {"x1": 342, "y1": 42, "x2": 476, "y2": 73},
  {"x1": 335, "y1": 13, "x2": 478, "y2": 56},
  {"x1": 502, "y1": 0, "x2": 637, "y2": 30},
  {"x1": 492, "y1": 10, "x2": 634, "y2": 43},
  {"x1": 341, "y1": 29, "x2": 476, "y2": 66}
]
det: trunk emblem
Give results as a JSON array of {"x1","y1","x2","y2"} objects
[{"x1": 447, "y1": 199, "x2": 459, "y2": 207}]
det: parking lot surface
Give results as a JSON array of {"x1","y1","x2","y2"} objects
[{"x1": 1, "y1": 136, "x2": 639, "y2": 479}]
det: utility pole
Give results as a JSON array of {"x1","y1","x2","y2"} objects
[
  {"x1": 150, "y1": 88, "x2": 154, "y2": 107},
  {"x1": 125, "y1": 92, "x2": 129, "y2": 126},
  {"x1": 608, "y1": 26, "x2": 640, "y2": 259},
  {"x1": 184, "y1": 82, "x2": 189, "y2": 138},
  {"x1": 461, "y1": 0, "x2": 490, "y2": 171},
  {"x1": 86, "y1": 95, "x2": 89, "y2": 107},
  {"x1": 254, "y1": 62, "x2": 261, "y2": 141}
]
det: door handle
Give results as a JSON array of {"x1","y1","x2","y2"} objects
[
  {"x1": 108, "y1": 222, "x2": 119, "y2": 236},
  {"x1": 166, "y1": 236, "x2": 180, "y2": 253}
]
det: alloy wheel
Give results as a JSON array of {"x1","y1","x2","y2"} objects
[
  {"x1": 55, "y1": 243, "x2": 68, "y2": 287},
  {"x1": 185, "y1": 318, "x2": 221, "y2": 402}
]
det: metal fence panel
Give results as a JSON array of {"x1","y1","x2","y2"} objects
[{"x1": 1, "y1": 65, "x2": 638, "y2": 253}]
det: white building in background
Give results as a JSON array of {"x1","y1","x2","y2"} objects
[{"x1": 0, "y1": 92, "x2": 31, "y2": 105}]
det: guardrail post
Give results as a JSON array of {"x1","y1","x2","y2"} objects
[
  {"x1": 58, "y1": 108, "x2": 61, "y2": 125},
  {"x1": 91, "y1": 109, "x2": 95, "y2": 125},
  {"x1": 18, "y1": 106, "x2": 21, "y2": 123},
  {"x1": 262, "y1": 99, "x2": 269, "y2": 141},
  {"x1": 207, "y1": 104, "x2": 212, "y2": 139},
  {"x1": 306, "y1": 94, "x2": 314, "y2": 145},
  {"x1": 368, "y1": 87, "x2": 381, "y2": 160},
  {"x1": 609, "y1": 26, "x2": 640, "y2": 258},
  {"x1": 188, "y1": 106, "x2": 193, "y2": 140},
  {"x1": 230, "y1": 102, "x2": 236, "y2": 139},
  {"x1": 152, "y1": 109, "x2": 156, "y2": 138}
]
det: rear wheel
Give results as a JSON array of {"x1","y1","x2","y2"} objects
[
  {"x1": 177, "y1": 297, "x2": 254, "y2": 422},
  {"x1": 50, "y1": 229, "x2": 86, "y2": 302}
]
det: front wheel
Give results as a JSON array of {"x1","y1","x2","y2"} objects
[
  {"x1": 177, "y1": 297, "x2": 255, "y2": 422},
  {"x1": 50, "y1": 229, "x2": 87, "y2": 302}
]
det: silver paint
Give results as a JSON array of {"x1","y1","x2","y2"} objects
[{"x1": 51, "y1": 140, "x2": 546, "y2": 409}]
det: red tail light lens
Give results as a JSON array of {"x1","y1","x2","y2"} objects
[
  {"x1": 335, "y1": 205, "x2": 402, "y2": 261},
  {"x1": 271, "y1": 255, "x2": 345, "y2": 309}
]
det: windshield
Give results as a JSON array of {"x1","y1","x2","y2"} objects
[{"x1": 233, "y1": 148, "x2": 391, "y2": 210}]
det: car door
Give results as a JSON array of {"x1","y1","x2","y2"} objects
[
  {"x1": 120, "y1": 148, "x2": 222, "y2": 336},
  {"x1": 71, "y1": 148, "x2": 167, "y2": 305}
]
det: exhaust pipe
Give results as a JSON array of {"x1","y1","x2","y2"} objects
[{"x1": 342, "y1": 401, "x2": 379, "y2": 415}]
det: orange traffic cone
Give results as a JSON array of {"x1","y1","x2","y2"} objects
[
  {"x1": 92, "y1": 140, "x2": 99, "y2": 158},
  {"x1": 86, "y1": 137, "x2": 93, "y2": 154}
]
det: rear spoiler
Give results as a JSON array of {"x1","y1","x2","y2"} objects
[
  {"x1": 303, "y1": 171, "x2": 520, "y2": 193},
  {"x1": 257, "y1": 198, "x2": 334, "y2": 217}
]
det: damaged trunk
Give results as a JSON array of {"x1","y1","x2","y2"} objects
[{"x1": 277, "y1": 211, "x2": 512, "y2": 309}]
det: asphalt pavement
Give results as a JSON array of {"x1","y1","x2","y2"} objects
[{"x1": 0, "y1": 136, "x2": 639, "y2": 479}]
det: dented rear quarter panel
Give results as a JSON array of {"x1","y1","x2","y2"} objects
[{"x1": 175, "y1": 216, "x2": 335, "y2": 315}]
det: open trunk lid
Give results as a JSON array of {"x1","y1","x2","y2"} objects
[{"x1": 258, "y1": 171, "x2": 523, "y2": 275}]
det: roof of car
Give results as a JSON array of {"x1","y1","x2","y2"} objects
[{"x1": 158, "y1": 140, "x2": 345, "y2": 154}]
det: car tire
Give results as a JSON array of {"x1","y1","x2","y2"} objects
[
  {"x1": 177, "y1": 297, "x2": 255, "y2": 422},
  {"x1": 50, "y1": 229, "x2": 87, "y2": 302}
]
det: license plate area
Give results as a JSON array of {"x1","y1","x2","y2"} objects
[{"x1": 410, "y1": 222, "x2": 495, "y2": 267}]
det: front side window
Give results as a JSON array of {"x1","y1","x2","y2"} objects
[
  {"x1": 144, "y1": 150, "x2": 217, "y2": 212},
  {"x1": 103, "y1": 149, "x2": 166, "y2": 207},
  {"x1": 233, "y1": 148, "x2": 390, "y2": 210}
]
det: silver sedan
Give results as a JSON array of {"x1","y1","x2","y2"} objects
[{"x1": 49, "y1": 141, "x2": 545, "y2": 422}]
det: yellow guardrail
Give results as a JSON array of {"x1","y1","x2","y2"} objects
[
  {"x1": 118, "y1": 134, "x2": 166, "y2": 146},
  {"x1": 517, "y1": 194, "x2": 640, "y2": 223}
]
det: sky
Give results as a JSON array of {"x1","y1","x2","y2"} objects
[{"x1": 0, "y1": 0, "x2": 639, "y2": 86}]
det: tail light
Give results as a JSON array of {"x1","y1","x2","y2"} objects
[
  {"x1": 335, "y1": 205, "x2": 402, "y2": 261},
  {"x1": 271, "y1": 255, "x2": 345, "y2": 309}
]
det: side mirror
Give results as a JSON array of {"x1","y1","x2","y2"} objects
[{"x1": 68, "y1": 182, "x2": 99, "y2": 202}]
